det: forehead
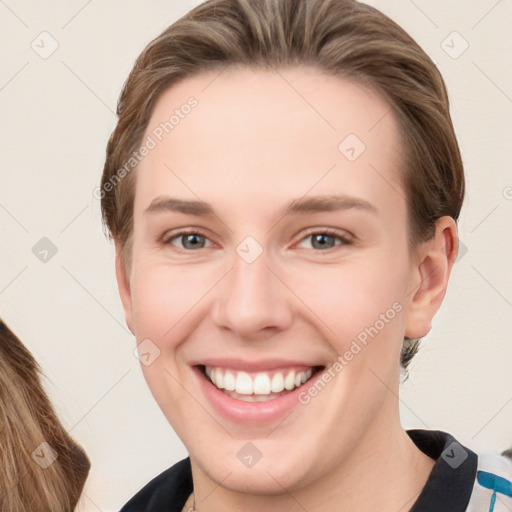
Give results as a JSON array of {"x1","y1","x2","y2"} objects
[{"x1": 134, "y1": 66, "x2": 404, "y2": 220}]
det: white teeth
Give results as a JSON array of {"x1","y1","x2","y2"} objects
[
  {"x1": 253, "y1": 373, "x2": 271, "y2": 394},
  {"x1": 235, "y1": 371, "x2": 253, "y2": 395},
  {"x1": 204, "y1": 366, "x2": 315, "y2": 397},
  {"x1": 223, "y1": 370, "x2": 236, "y2": 391},
  {"x1": 213, "y1": 367, "x2": 224, "y2": 389},
  {"x1": 271, "y1": 373, "x2": 285, "y2": 393},
  {"x1": 284, "y1": 371, "x2": 295, "y2": 391}
]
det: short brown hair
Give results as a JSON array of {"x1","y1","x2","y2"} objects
[{"x1": 100, "y1": 0, "x2": 465, "y2": 369}]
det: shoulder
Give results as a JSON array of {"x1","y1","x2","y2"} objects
[
  {"x1": 466, "y1": 453, "x2": 512, "y2": 512},
  {"x1": 407, "y1": 429, "x2": 478, "y2": 511},
  {"x1": 119, "y1": 457, "x2": 193, "y2": 512},
  {"x1": 406, "y1": 429, "x2": 512, "y2": 512}
]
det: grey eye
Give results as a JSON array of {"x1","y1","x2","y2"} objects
[
  {"x1": 296, "y1": 232, "x2": 345, "y2": 250},
  {"x1": 310, "y1": 233, "x2": 337, "y2": 250},
  {"x1": 168, "y1": 233, "x2": 209, "y2": 250}
]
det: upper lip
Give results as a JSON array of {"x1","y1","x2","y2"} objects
[{"x1": 191, "y1": 358, "x2": 325, "y2": 372}]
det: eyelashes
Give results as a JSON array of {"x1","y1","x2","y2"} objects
[{"x1": 161, "y1": 227, "x2": 353, "y2": 253}]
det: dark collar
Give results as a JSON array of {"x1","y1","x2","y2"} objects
[
  {"x1": 408, "y1": 429, "x2": 478, "y2": 511},
  {"x1": 119, "y1": 457, "x2": 192, "y2": 512},
  {"x1": 120, "y1": 429, "x2": 477, "y2": 511}
]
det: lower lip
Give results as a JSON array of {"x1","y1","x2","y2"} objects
[{"x1": 193, "y1": 366, "x2": 321, "y2": 424}]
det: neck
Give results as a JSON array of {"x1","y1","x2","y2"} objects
[{"x1": 188, "y1": 399, "x2": 435, "y2": 512}]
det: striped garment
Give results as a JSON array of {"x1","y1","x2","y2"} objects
[{"x1": 466, "y1": 452, "x2": 512, "y2": 511}]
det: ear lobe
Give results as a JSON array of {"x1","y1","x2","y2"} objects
[
  {"x1": 114, "y1": 241, "x2": 135, "y2": 336},
  {"x1": 405, "y1": 216, "x2": 459, "y2": 339}
]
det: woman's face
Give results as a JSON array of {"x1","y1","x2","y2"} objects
[{"x1": 118, "y1": 66, "x2": 427, "y2": 494}]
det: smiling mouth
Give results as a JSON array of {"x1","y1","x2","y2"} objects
[{"x1": 199, "y1": 364, "x2": 324, "y2": 402}]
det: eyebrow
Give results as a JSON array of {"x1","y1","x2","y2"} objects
[{"x1": 143, "y1": 194, "x2": 377, "y2": 217}]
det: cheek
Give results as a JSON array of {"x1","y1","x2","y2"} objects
[
  {"x1": 292, "y1": 253, "x2": 409, "y2": 342},
  {"x1": 128, "y1": 260, "x2": 209, "y2": 421},
  {"x1": 129, "y1": 255, "x2": 214, "y2": 341}
]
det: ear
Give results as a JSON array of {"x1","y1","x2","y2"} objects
[
  {"x1": 114, "y1": 241, "x2": 135, "y2": 336},
  {"x1": 405, "y1": 216, "x2": 459, "y2": 339}
]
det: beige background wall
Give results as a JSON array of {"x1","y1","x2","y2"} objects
[{"x1": 1, "y1": 1, "x2": 511, "y2": 510}]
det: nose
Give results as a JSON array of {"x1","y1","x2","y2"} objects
[{"x1": 211, "y1": 246, "x2": 294, "y2": 339}]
